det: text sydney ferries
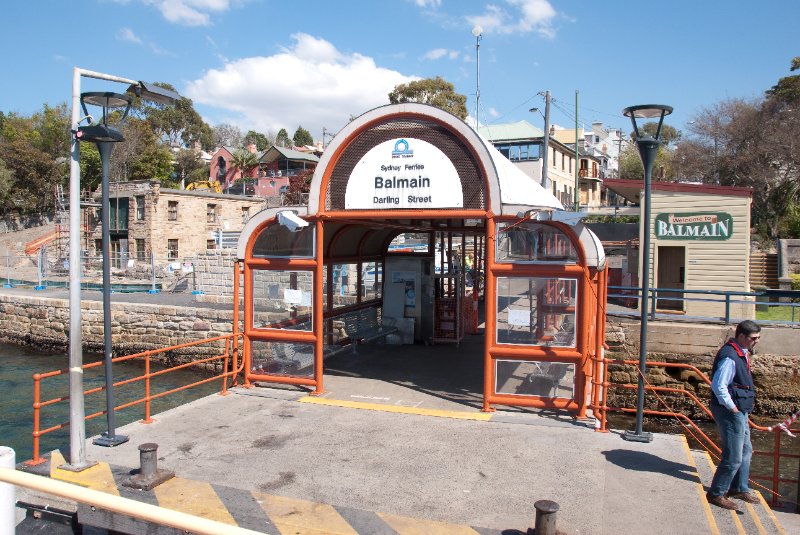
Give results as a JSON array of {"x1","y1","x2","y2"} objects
[{"x1": 345, "y1": 138, "x2": 464, "y2": 209}]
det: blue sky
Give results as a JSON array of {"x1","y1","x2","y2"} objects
[{"x1": 3, "y1": 0, "x2": 798, "y2": 144}]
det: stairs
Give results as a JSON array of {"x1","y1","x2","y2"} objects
[
  {"x1": 751, "y1": 253, "x2": 779, "y2": 289},
  {"x1": 688, "y1": 447, "x2": 787, "y2": 534}
]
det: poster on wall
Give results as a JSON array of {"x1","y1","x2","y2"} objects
[
  {"x1": 345, "y1": 138, "x2": 464, "y2": 209},
  {"x1": 655, "y1": 212, "x2": 733, "y2": 240}
]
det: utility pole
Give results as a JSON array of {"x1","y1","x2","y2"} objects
[
  {"x1": 541, "y1": 90, "x2": 551, "y2": 189},
  {"x1": 472, "y1": 26, "x2": 483, "y2": 126},
  {"x1": 574, "y1": 90, "x2": 579, "y2": 211}
]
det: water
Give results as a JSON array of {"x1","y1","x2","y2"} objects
[{"x1": 0, "y1": 342, "x2": 220, "y2": 462}]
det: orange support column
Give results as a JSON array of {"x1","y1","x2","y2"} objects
[
  {"x1": 312, "y1": 219, "x2": 325, "y2": 395},
  {"x1": 482, "y1": 216, "x2": 496, "y2": 412}
]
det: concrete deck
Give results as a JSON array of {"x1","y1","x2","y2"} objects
[{"x1": 50, "y1": 336, "x2": 787, "y2": 534}]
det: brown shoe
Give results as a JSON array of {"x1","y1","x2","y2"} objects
[
  {"x1": 707, "y1": 493, "x2": 739, "y2": 510},
  {"x1": 726, "y1": 492, "x2": 759, "y2": 504}
]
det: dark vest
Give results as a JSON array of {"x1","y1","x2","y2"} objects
[{"x1": 710, "y1": 339, "x2": 756, "y2": 413}]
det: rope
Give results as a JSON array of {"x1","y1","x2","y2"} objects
[{"x1": 765, "y1": 408, "x2": 800, "y2": 437}]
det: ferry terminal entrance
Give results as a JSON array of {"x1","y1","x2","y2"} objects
[{"x1": 235, "y1": 103, "x2": 608, "y2": 415}]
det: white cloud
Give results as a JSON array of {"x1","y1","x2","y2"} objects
[
  {"x1": 467, "y1": 0, "x2": 557, "y2": 37},
  {"x1": 185, "y1": 33, "x2": 417, "y2": 141},
  {"x1": 116, "y1": 27, "x2": 143, "y2": 44},
  {"x1": 423, "y1": 48, "x2": 460, "y2": 61},
  {"x1": 411, "y1": 0, "x2": 442, "y2": 8},
  {"x1": 140, "y1": 0, "x2": 233, "y2": 26}
]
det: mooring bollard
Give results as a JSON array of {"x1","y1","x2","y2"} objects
[
  {"x1": 1, "y1": 447, "x2": 15, "y2": 534},
  {"x1": 122, "y1": 443, "x2": 174, "y2": 491},
  {"x1": 528, "y1": 499, "x2": 559, "y2": 535}
]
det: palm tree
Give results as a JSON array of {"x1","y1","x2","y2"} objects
[{"x1": 229, "y1": 149, "x2": 258, "y2": 193}]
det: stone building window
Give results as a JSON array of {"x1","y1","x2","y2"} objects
[
  {"x1": 168, "y1": 201, "x2": 178, "y2": 221},
  {"x1": 136, "y1": 239, "x2": 145, "y2": 261},
  {"x1": 168, "y1": 239, "x2": 179, "y2": 261},
  {"x1": 242, "y1": 206, "x2": 250, "y2": 223},
  {"x1": 207, "y1": 204, "x2": 218, "y2": 224},
  {"x1": 135, "y1": 195, "x2": 145, "y2": 220},
  {"x1": 207, "y1": 239, "x2": 216, "y2": 250}
]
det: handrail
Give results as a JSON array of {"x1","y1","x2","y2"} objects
[
  {"x1": 28, "y1": 333, "x2": 244, "y2": 466},
  {"x1": 0, "y1": 467, "x2": 262, "y2": 535},
  {"x1": 600, "y1": 357, "x2": 800, "y2": 508}
]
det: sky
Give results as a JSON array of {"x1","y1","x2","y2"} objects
[{"x1": 2, "y1": 0, "x2": 798, "y2": 145}]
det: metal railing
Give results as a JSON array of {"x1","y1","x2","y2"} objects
[
  {"x1": 26, "y1": 333, "x2": 242, "y2": 466},
  {"x1": 596, "y1": 359, "x2": 800, "y2": 510},
  {"x1": 608, "y1": 285, "x2": 800, "y2": 325}
]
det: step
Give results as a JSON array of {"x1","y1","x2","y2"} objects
[{"x1": 689, "y1": 448, "x2": 787, "y2": 535}]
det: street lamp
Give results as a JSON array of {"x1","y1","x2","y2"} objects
[
  {"x1": 530, "y1": 91, "x2": 551, "y2": 189},
  {"x1": 63, "y1": 68, "x2": 179, "y2": 471},
  {"x1": 621, "y1": 104, "x2": 673, "y2": 443},
  {"x1": 472, "y1": 25, "x2": 482, "y2": 126}
]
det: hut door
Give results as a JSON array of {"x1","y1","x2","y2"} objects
[{"x1": 657, "y1": 246, "x2": 685, "y2": 311}]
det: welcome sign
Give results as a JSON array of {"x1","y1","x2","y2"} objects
[
  {"x1": 345, "y1": 138, "x2": 463, "y2": 209},
  {"x1": 655, "y1": 212, "x2": 733, "y2": 240}
]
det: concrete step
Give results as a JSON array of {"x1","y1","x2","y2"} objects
[{"x1": 690, "y1": 448, "x2": 787, "y2": 534}]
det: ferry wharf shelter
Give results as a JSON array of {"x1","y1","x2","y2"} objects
[{"x1": 234, "y1": 103, "x2": 609, "y2": 415}]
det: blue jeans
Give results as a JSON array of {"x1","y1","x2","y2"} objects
[{"x1": 708, "y1": 403, "x2": 752, "y2": 496}]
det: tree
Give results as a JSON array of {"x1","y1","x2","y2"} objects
[
  {"x1": 230, "y1": 149, "x2": 258, "y2": 189},
  {"x1": 137, "y1": 83, "x2": 212, "y2": 149},
  {"x1": 212, "y1": 123, "x2": 243, "y2": 149},
  {"x1": 292, "y1": 126, "x2": 313, "y2": 148},
  {"x1": 0, "y1": 158, "x2": 14, "y2": 213},
  {"x1": 174, "y1": 148, "x2": 205, "y2": 187},
  {"x1": 388, "y1": 76, "x2": 468, "y2": 120},
  {"x1": 0, "y1": 138, "x2": 60, "y2": 215},
  {"x1": 275, "y1": 128, "x2": 291, "y2": 148},
  {"x1": 285, "y1": 169, "x2": 313, "y2": 205},
  {"x1": 618, "y1": 123, "x2": 677, "y2": 181},
  {"x1": 767, "y1": 56, "x2": 800, "y2": 104},
  {"x1": 244, "y1": 130, "x2": 270, "y2": 151}
]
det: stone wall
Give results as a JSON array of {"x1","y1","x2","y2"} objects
[{"x1": 0, "y1": 294, "x2": 238, "y2": 361}]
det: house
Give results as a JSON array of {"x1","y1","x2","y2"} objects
[
  {"x1": 209, "y1": 143, "x2": 263, "y2": 192},
  {"x1": 478, "y1": 120, "x2": 578, "y2": 208},
  {"x1": 90, "y1": 180, "x2": 265, "y2": 267}
]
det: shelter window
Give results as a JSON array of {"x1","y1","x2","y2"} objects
[
  {"x1": 331, "y1": 263, "x2": 359, "y2": 307},
  {"x1": 495, "y1": 277, "x2": 577, "y2": 347},
  {"x1": 388, "y1": 233, "x2": 430, "y2": 253},
  {"x1": 496, "y1": 223, "x2": 578, "y2": 264},
  {"x1": 252, "y1": 269, "x2": 313, "y2": 332},
  {"x1": 250, "y1": 340, "x2": 314, "y2": 378},
  {"x1": 495, "y1": 360, "x2": 575, "y2": 398},
  {"x1": 362, "y1": 262, "x2": 383, "y2": 300},
  {"x1": 252, "y1": 222, "x2": 315, "y2": 259}
]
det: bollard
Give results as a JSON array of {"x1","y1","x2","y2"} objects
[
  {"x1": 122, "y1": 443, "x2": 174, "y2": 491},
  {"x1": 528, "y1": 499, "x2": 559, "y2": 535},
  {"x1": 1, "y1": 447, "x2": 15, "y2": 534}
]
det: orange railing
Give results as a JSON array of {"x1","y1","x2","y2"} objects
[
  {"x1": 597, "y1": 358, "x2": 800, "y2": 510},
  {"x1": 27, "y1": 333, "x2": 243, "y2": 466}
]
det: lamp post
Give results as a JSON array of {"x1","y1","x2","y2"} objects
[
  {"x1": 63, "y1": 68, "x2": 179, "y2": 470},
  {"x1": 472, "y1": 25, "x2": 482, "y2": 126},
  {"x1": 530, "y1": 89, "x2": 551, "y2": 189},
  {"x1": 621, "y1": 103, "x2": 673, "y2": 443}
]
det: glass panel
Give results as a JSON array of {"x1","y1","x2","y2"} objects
[
  {"x1": 388, "y1": 233, "x2": 430, "y2": 253},
  {"x1": 495, "y1": 360, "x2": 574, "y2": 398},
  {"x1": 252, "y1": 222, "x2": 314, "y2": 258},
  {"x1": 253, "y1": 269, "x2": 314, "y2": 331},
  {"x1": 250, "y1": 340, "x2": 315, "y2": 378},
  {"x1": 496, "y1": 222, "x2": 578, "y2": 264},
  {"x1": 361, "y1": 261, "x2": 382, "y2": 300},
  {"x1": 331, "y1": 263, "x2": 359, "y2": 308},
  {"x1": 496, "y1": 277, "x2": 577, "y2": 347}
]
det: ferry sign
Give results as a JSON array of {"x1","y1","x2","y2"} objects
[
  {"x1": 655, "y1": 212, "x2": 733, "y2": 240},
  {"x1": 345, "y1": 138, "x2": 463, "y2": 209}
]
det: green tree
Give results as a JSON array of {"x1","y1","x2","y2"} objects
[
  {"x1": 174, "y1": 148, "x2": 205, "y2": 187},
  {"x1": 0, "y1": 158, "x2": 14, "y2": 213},
  {"x1": 275, "y1": 128, "x2": 291, "y2": 148},
  {"x1": 292, "y1": 126, "x2": 313, "y2": 147},
  {"x1": 285, "y1": 169, "x2": 314, "y2": 205},
  {"x1": 138, "y1": 83, "x2": 212, "y2": 149},
  {"x1": 245, "y1": 130, "x2": 270, "y2": 151},
  {"x1": 0, "y1": 138, "x2": 60, "y2": 215},
  {"x1": 388, "y1": 76, "x2": 468, "y2": 120},
  {"x1": 767, "y1": 56, "x2": 800, "y2": 104},
  {"x1": 230, "y1": 149, "x2": 258, "y2": 189}
]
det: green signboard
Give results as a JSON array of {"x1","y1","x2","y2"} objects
[{"x1": 654, "y1": 212, "x2": 733, "y2": 240}]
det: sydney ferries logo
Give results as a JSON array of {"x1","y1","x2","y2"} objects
[{"x1": 391, "y1": 139, "x2": 414, "y2": 158}]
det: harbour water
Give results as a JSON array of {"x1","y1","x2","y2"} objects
[{"x1": 0, "y1": 342, "x2": 218, "y2": 462}]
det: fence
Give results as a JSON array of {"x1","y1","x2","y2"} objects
[{"x1": 608, "y1": 285, "x2": 800, "y2": 325}]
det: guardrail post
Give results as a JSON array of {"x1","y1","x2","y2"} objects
[
  {"x1": 724, "y1": 293, "x2": 731, "y2": 323},
  {"x1": 144, "y1": 351, "x2": 152, "y2": 424},
  {"x1": 148, "y1": 252, "x2": 159, "y2": 294},
  {"x1": 3, "y1": 254, "x2": 12, "y2": 288},
  {"x1": 1, "y1": 447, "x2": 14, "y2": 534}
]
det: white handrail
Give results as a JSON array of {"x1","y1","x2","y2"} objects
[{"x1": 0, "y1": 467, "x2": 266, "y2": 535}]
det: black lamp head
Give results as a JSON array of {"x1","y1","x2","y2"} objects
[
  {"x1": 622, "y1": 104, "x2": 673, "y2": 140},
  {"x1": 78, "y1": 92, "x2": 133, "y2": 143}
]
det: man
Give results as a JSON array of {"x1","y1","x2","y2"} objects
[{"x1": 706, "y1": 320, "x2": 761, "y2": 510}]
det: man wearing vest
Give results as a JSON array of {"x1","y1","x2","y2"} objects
[{"x1": 706, "y1": 320, "x2": 761, "y2": 510}]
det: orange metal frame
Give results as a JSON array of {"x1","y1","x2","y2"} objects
[{"x1": 27, "y1": 333, "x2": 242, "y2": 466}]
